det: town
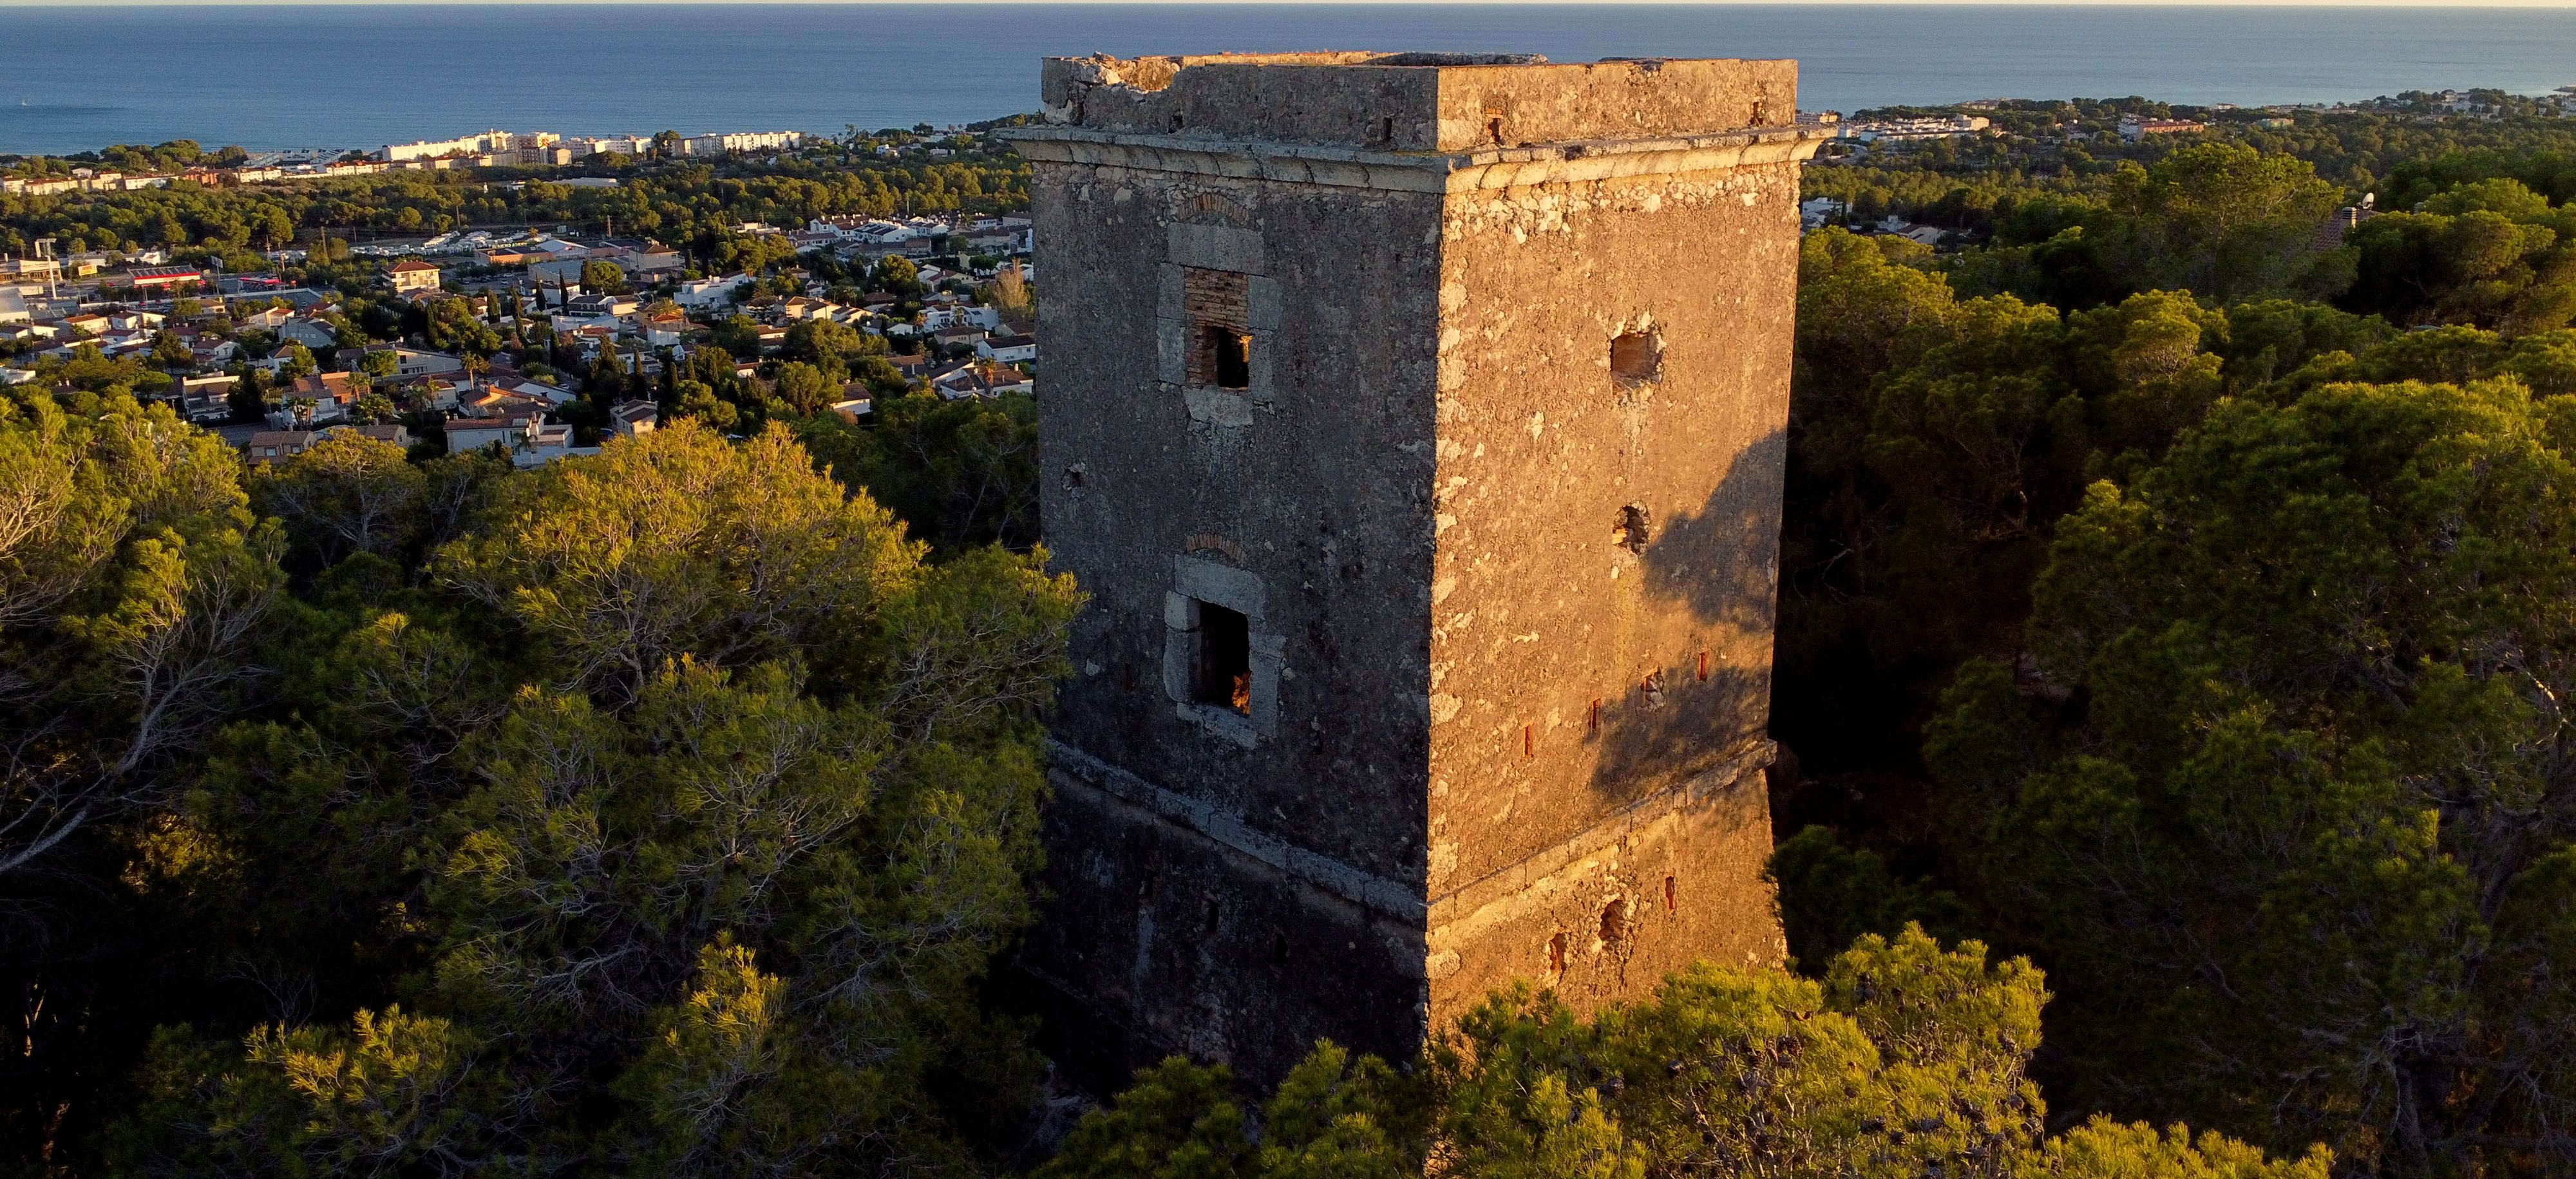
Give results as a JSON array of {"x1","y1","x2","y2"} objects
[{"x1": 0, "y1": 124, "x2": 1036, "y2": 469}]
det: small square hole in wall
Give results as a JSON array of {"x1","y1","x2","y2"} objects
[
  {"x1": 1194, "y1": 603, "x2": 1252, "y2": 715},
  {"x1": 1599, "y1": 899, "x2": 1627, "y2": 947},
  {"x1": 1610, "y1": 330, "x2": 1662, "y2": 386},
  {"x1": 1612, "y1": 504, "x2": 1651, "y2": 554}
]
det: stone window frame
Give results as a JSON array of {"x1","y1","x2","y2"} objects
[
  {"x1": 1164, "y1": 555, "x2": 1283, "y2": 748},
  {"x1": 1158, "y1": 222, "x2": 1281, "y2": 427}
]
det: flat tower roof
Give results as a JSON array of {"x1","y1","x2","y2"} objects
[{"x1": 1032, "y1": 52, "x2": 1801, "y2": 153}]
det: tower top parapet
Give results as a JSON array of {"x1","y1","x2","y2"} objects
[{"x1": 1034, "y1": 53, "x2": 1804, "y2": 153}]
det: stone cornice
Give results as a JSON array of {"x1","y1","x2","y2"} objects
[
  {"x1": 999, "y1": 125, "x2": 1831, "y2": 193},
  {"x1": 1045, "y1": 737, "x2": 1774, "y2": 930}
]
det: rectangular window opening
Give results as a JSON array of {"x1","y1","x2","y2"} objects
[
  {"x1": 1197, "y1": 323, "x2": 1251, "y2": 389},
  {"x1": 1194, "y1": 602, "x2": 1252, "y2": 715},
  {"x1": 1181, "y1": 265, "x2": 1253, "y2": 390}
]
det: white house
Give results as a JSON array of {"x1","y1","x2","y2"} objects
[
  {"x1": 374, "y1": 347, "x2": 464, "y2": 379},
  {"x1": 440, "y1": 413, "x2": 539, "y2": 454},
  {"x1": 921, "y1": 299, "x2": 1001, "y2": 332},
  {"x1": 611, "y1": 401, "x2": 659, "y2": 439},
  {"x1": 976, "y1": 333, "x2": 1036, "y2": 364},
  {"x1": 563, "y1": 292, "x2": 639, "y2": 318},
  {"x1": 245, "y1": 430, "x2": 317, "y2": 465},
  {"x1": 676, "y1": 274, "x2": 750, "y2": 310},
  {"x1": 640, "y1": 315, "x2": 689, "y2": 348},
  {"x1": 509, "y1": 380, "x2": 580, "y2": 406},
  {"x1": 514, "y1": 422, "x2": 582, "y2": 468}
]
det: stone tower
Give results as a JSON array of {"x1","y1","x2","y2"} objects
[{"x1": 1004, "y1": 53, "x2": 1827, "y2": 1087}]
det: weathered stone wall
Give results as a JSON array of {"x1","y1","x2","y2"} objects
[
  {"x1": 1422, "y1": 157, "x2": 1803, "y2": 1018},
  {"x1": 1016, "y1": 146, "x2": 1451, "y2": 1079},
  {"x1": 1029, "y1": 159, "x2": 1446, "y2": 881},
  {"x1": 1009, "y1": 52, "x2": 1820, "y2": 1088}
]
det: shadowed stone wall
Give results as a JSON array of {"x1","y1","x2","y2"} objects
[{"x1": 1004, "y1": 52, "x2": 1827, "y2": 1088}]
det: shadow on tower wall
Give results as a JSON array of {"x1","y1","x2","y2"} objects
[{"x1": 1587, "y1": 426, "x2": 1788, "y2": 806}]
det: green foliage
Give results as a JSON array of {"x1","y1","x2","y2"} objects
[
  {"x1": 108, "y1": 1008, "x2": 498, "y2": 1176},
  {"x1": 873, "y1": 255, "x2": 923, "y2": 297},
  {"x1": 772, "y1": 360, "x2": 832, "y2": 416},
  {"x1": 1767, "y1": 826, "x2": 1976, "y2": 972},
  {"x1": 1046, "y1": 929, "x2": 2318, "y2": 1179},
  {"x1": 0, "y1": 404, "x2": 1077, "y2": 1173},
  {"x1": 1783, "y1": 129, "x2": 2576, "y2": 1178},
  {"x1": 1779, "y1": 232, "x2": 2365, "y2": 777},
  {"x1": 1037, "y1": 1057, "x2": 1256, "y2": 1179},
  {"x1": 2023, "y1": 1118, "x2": 2331, "y2": 1179},
  {"x1": 1926, "y1": 375, "x2": 2576, "y2": 1168},
  {"x1": 796, "y1": 391, "x2": 1039, "y2": 552},
  {"x1": 674, "y1": 377, "x2": 739, "y2": 432},
  {"x1": 2105, "y1": 144, "x2": 2344, "y2": 301},
  {"x1": 422, "y1": 297, "x2": 500, "y2": 356},
  {"x1": 249, "y1": 432, "x2": 426, "y2": 571},
  {"x1": 2343, "y1": 178, "x2": 2576, "y2": 331},
  {"x1": 580, "y1": 258, "x2": 629, "y2": 295},
  {"x1": 0, "y1": 389, "x2": 279, "y2": 880}
]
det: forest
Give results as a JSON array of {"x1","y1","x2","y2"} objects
[{"x1": 9, "y1": 103, "x2": 2576, "y2": 1176}]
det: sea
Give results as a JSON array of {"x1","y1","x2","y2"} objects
[{"x1": 3, "y1": 4, "x2": 2575, "y2": 155}]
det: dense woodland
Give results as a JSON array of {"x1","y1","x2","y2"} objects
[{"x1": 10, "y1": 102, "x2": 2576, "y2": 1176}]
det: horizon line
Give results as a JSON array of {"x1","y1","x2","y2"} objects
[{"x1": 7, "y1": 0, "x2": 2576, "y2": 7}]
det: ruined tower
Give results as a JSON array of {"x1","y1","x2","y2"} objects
[{"x1": 1004, "y1": 53, "x2": 1828, "y2": 1086}]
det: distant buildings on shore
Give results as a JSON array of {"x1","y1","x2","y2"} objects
[
  {"x1": 0, "y1": 127, "x2": 810, "y2": 196},
  {"x1": 2119, "y1": 115, "x2": 2207, "y2": 141},
  {"x1": 375, "y1": 129, "x2": 804, "y2": 167},
  {"x1": 1841, "y1": 114, "x2": 1991, "y2": 143}
]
